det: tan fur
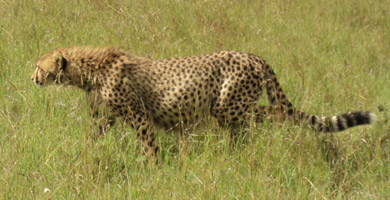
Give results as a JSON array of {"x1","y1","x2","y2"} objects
[{"x1": 32, "y1": 47, "x2": 376, "y2": 157}]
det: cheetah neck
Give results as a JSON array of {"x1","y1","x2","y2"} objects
[
  {"x1": 57, "y1": 47, "x2": 151, "y2": 92},
  {"x1": 60, "y1": 47, "x2": 111, "y2": 91},
  {"x1": 65, "y1": 61, "x2": 98, "y2": 91}
]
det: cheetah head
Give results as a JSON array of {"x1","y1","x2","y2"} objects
[{"x1": 31, "y1": 51, "x2": 69, "y2": 86}]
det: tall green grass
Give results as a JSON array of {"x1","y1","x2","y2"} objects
[{"x1": 1, "y1": 0, "x2": 389, "y2": 199}]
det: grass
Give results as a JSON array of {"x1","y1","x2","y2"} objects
[{"x1": 1, "y1": 0, "x2": 390, "y2": 199}]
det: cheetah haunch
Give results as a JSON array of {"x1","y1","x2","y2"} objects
[{"x1": 32, "y1": 47, "x2": 377, "y2": 157}]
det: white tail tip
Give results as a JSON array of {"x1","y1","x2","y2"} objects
[{"x1": 368, "y1": 112, "x2": 377, "y2": 124}]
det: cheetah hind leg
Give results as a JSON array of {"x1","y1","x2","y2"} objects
[
  {"x1": 96, "y1": 115, "x2": 116, "y2": 135},
  {"x1": 251, "y1": 104, "x2": 287, "y2": 123},
  {"x1": 214, "y1": 116, "x2": 249, "y2": 147}
]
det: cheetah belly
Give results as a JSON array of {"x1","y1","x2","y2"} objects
[{"x1": 146, "y1": 83, "x2": 214, "y2": 129}]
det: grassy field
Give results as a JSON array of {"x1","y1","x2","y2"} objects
[{"x1": 1, "y1": 0, "x2": 390, "y2": 199}]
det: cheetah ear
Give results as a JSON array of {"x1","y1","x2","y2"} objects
[{"x1": 53, "y1": 53, "x2": 68, "y2": 71}]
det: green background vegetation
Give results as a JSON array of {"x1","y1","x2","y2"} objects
[{"x1": 1, "y1": 0, "x2": 389, "y2": 199}]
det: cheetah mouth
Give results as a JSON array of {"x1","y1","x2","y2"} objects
[
  {"x1": 32, "y1": 77, "x2": 54, "y2": 87},
  {"x1": 32, "y1": 80, "x2": 49, "y2": 87},
  {"x1": 31, "y1": 78, "x2": 44, "y2": 87}
]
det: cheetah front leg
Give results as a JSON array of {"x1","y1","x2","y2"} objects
[
  {"x1": 124, "y1": 106, "x2": 158, "y2": 157},
  {"x1": 131, "y1": 118, "x2": 158, "y2": 158},
  {"x1": 86, "y1": 90, "x2": 116, "y2": 135},
  {"x1": 107, "y1": 98, "x2": 158, "y2": 158}
]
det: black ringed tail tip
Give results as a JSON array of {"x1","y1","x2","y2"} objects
[{"x1": 310, "y1": 111, "x2": 377, "y2": 132}]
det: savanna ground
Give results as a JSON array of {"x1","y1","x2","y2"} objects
[{"x1": 1, "y1": 0, "x2": 390, "y2": 199}]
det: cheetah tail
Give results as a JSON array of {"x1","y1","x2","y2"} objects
[
  {"x1": 260, "y1": 63, "x2": 376, "y2": 132},
  {"x1": 260, "y1": 105, "x2": 377, "y2": 132},
  {"x1": 299, "y1": 110, "x2": 377, "y2": 132}
]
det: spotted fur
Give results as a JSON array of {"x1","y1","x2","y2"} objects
[{"x1": 31, "y1": 47, "x2": 377, "y2": 157}]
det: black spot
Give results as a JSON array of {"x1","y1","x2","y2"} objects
[
  {"x1": 280, "y1": 105, "x2": 284, "y2": 112},
  {"x1": 287, "y1": 109, "x2": 294, "y2": 116},
  {"x1": 299, "y1": 112, "x2": 305, "y2": 120},
  {"x1": 155, "y1": 146, "x2": 159, "y2": 154},
  {"x1": 311, "y1": 115, "x2": 316, "y2": 125},
  {"x1": 271, "y1": 96, "x2": 276, "y2": 103},
  {"x1": 317, "y1": 123, "x2": 324, "y2": 132}
]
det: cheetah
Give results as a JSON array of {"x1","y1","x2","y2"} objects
[{"x1": 31, "y1": 47, "x2": 377, "y2": 157}]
